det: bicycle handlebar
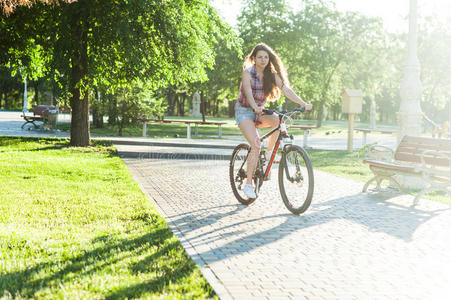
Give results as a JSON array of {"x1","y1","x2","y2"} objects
[{"x1": 262, "y1": 107, "x2": 305, "y2": 115}]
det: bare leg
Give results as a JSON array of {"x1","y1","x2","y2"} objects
[
  {"x1": 238, "y1": 119, "x2": 261, "y2": 184},
  {"x1": 257, "y1": 114, "x2": 280, "y2": 153}
]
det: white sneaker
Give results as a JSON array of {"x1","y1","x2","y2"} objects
[{"x1": 243, "y1": 183, "x2": 256, "y2": 198}]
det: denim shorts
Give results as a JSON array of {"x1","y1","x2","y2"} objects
[{"x1": 235, "y1": 106, "x2": 255, "y2": 125}]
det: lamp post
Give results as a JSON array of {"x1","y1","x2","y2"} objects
[
  {"x1": 396, "y1": 0, "x2": 427, "y2": 189},
  {"x1": 23, "y1": 75, "x2": 28, "y2": 112},
  {"x1": 398, "y1": 0, "x2": 423, "y2": 141}
]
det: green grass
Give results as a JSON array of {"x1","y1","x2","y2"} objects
[
  {"x1": 308, "y1": 149, "x2": 451, "y2": 205},
  {"x1": 0, "y1": 136, "x2": 216, "y2": 299}
]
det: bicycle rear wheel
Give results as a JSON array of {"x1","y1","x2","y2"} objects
[
  {"x1": 229, "y1": 143, "x2": 257, "y2": 205},
  {"x1": 279, "y1": 144, "x2": 314, "y2": 215}
]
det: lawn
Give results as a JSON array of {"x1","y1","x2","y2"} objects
[{"x1": 0, "y1": 136, "x2": 216, "y2": 299}]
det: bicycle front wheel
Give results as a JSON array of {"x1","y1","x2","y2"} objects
[{"x1": 279, "y1": 145, "x2": 314, "y2": 215}]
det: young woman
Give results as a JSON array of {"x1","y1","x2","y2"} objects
[{"x1": 235, "y1": 43, "x2": 312, "y2": 199}]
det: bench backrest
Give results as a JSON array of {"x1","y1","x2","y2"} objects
[
  {"x1": 33, "y1": 105, "x2": 57, "y2": 116},
  {"x1": 395, "y1": 135, "x2": 451, "y2": 167}
]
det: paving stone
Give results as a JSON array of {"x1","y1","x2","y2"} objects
[{"x1": 124, "y1": 158, "x2": 451, "y2": 300}]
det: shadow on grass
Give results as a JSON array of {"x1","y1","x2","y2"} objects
[
  {"x1": 0, "y1": 225, "x2": 208, "y2": 298},
  {"x1": 0, "y1": 136, "x2": 67, "y2": 146},
  {"x1": 0, "y1": 136, "x2": 117, "y2": 157}
]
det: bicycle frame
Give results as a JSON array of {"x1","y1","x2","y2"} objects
[
  {"x1": 259, "y1": 124, "x2": 282, "y2": 180},
  {"x1": 237, "y1": 108, "x2": 305, "y2": 186},
  {"x1": 236, "y1": 123, "x2": 282, "y2": 183}
]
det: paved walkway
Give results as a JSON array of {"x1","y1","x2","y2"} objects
[{"x1": 125, "y1": 158, "x2": 451, "y2": 300}]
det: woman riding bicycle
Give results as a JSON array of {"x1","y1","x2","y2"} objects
[{"x1": 235, "y1": 43, "x2": 313, "y2": 199}]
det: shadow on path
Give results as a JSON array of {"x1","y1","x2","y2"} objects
[{"x1": 168, "y1": 192, "x2": 450, "y2": 264}]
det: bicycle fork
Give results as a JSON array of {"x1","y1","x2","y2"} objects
[{"x1": 281, "y1": 144, "x2": 304, "y2": 184}]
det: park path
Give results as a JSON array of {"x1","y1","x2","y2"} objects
[{"x1": 124, "y1": 158, "x2": 451, "y2": 300}]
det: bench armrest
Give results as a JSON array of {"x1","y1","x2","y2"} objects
[
  {"x1": 365, "y1": 145, "x2": 394, "y2": 162},
  {"x1": 21, "y1": 110, "x2": 32, "y2": 117},
  {"x1": 415, "y1": 150, "x2": 451, "y2": 184}
]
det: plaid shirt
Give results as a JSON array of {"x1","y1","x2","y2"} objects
[{"x1": 237, "y1": 65, "x2": 266, "y2": 108}]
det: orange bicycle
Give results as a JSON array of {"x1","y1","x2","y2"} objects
[{"x1": 229, "y1": 108, "x2": 314, "y2": 215}]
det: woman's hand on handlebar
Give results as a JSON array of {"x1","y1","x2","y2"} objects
[
  {"x1": 304, "y1": 103, "x2": 313, "y2": 111},
  {"x1": 253, "y1": 106, "x2": 263, "y2": 115}
]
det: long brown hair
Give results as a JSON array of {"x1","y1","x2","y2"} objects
[{"x1": 243, "y1": 43, "x2": 289, "y2": 101}]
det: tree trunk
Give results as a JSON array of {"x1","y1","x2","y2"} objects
[
  {"x1": 92, "y1": 90, "x2": 103, "y2": 128},
  {"x1": 69, "y1": 7, "x2": 90, "y2": 146},
  {"x1": 5, "y1": 90, "x2": 9, "y2": 110},
  {"x1": 166, "y1": 88, "x2": 175, "y2": 116},
  {"x1": 201, "y1": 91, "x2": 205, "y2": 122},
  {"x1": 178, "y1": 93, "x2": 186, "y2": 116},
  {"x1": 96, "y1": 91, "x2": 104, "y2": 128},
  {"x1": 228, "y1": 100, "x2": 234, "y2": 117},
  {"x1": 92, "y1": 106, "x2": 99, "y2": 128},
  {"x1": 108, "y1": 97, "x2": 118, "y2": 125},
  {"x1": 316, "y1": 100, "x2": 325, "y2": 127},
  {"x1": 118, "y1": 100, "x2": 127, "y2": 136},
  {"x1": 172, "y1": 94, "x2": 179, "y2": 116},
  {"x1": 214, "y1": 95, "x2": 220, "y2": 116}
]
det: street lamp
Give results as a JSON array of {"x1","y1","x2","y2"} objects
[{"x1": 398, "y1": 0, "x2": 423, "y2": 141}]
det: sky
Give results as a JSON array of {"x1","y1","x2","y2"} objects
[{"x1": 212, "y1": 0, "x2": 451, "y2": 33}]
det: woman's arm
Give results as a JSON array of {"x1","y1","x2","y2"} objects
[
  {"x1": 275, "y1": 74, "x2": 312, "y2": 110},
  {"x1": 242, "y1": 69, "x2": 263, "y2": 113}
]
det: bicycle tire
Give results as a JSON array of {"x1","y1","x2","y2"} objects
[
  {"x1": 278, "y1": 144, "x2": 314, "y2": 215},
  {"x1": 229, "y1": 143, "x2": 257, "y2": 205}
]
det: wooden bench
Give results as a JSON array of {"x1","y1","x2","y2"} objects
[
  {"x1": 355, "y1": 127, "x2": 398, "y2": 145},
  {"x1": 363, "y1": 135, "x2": 451, "y2": 203},
  {"x1": 289, "y1": 124, "x2": 317, "y2": 148},
  {"x1": 136, "y1": 118, "x2": 227, "y2": 139},
  {"x1": 21, "y1": 105, "x2": 58, "y2": 129}
]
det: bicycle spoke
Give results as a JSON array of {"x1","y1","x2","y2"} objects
[
  {"x1": 229, "y1": 143, "x2": 257, "y2": 205},
  {"x1": 279, "y1": 145, "x2": 314, "y2": 215}
]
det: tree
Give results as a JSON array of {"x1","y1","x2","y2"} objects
[
  {"x1": 237, "y1": 0, "x2": 292, "y2": 53},
  {"x1": 201, "y1": 34, "x2": 242, "y2": 117},
  {"x1": 1, "y1": 0, "x2": 235, "y2": 146},
  {"x1": 289, "y1": 1, "x2": 385, "y2": 126}
]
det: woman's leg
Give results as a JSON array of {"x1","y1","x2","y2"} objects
[
  {"x1": 238, "y1": 119, "x2": 261, "y2": 184},
  {"x1": 257, "y1": 114, "x2": 280, "y2": 153}
]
